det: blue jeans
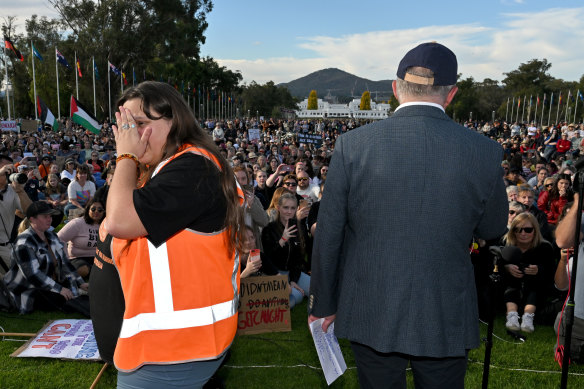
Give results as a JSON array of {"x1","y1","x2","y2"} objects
[
  {"x1": 117, "y1": 353, "x2": 226, "y2": 389},
  {"x1": 280, "y1": 271, "x2": 311, "y2": 309}
]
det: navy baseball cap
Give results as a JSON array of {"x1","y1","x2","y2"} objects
[{"x1": 397, "y1": 42, "x2": 458, "y2": 86}]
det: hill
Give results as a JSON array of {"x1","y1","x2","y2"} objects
[{"x1": 278, "y1": 68, "x2": 392, "y2": 102}]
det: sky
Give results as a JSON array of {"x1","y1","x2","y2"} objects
[{"x1": 5, "y1": 0, "x2": 584, "y2": 86}]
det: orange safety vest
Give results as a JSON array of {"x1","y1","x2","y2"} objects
[{"x1": 112, "y1": 144, "x2": 243, "y2": 372}]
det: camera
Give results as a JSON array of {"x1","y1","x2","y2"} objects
[{"x1": 9, "y1": 173, "x2": 28, "y2": 185}]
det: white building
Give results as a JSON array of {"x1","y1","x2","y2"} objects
[{"x1": 296, "y1": 98, "x2": 391, "y2": 119}]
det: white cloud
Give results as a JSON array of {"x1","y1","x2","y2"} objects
[{"x1": 218, "y1": 7, "x2": 584, "y2": 86}]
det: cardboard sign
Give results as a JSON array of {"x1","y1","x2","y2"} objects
[
  {"x1": 12, "y1": 319, "x2": 101, "y2": 361},
  {"x1": 237, "y1": 274, "x2": 291, "y2": 335},
  {"x1": 20, "y1": 119, "x2": 39, "y2": 133}
]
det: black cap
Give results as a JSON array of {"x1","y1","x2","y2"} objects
[
  {"x1": 397, "y1": 42, "x2": 457, "y2": 86},
  {"x1": 26, "y1": 201, "x2": 60, "y2": 219}
]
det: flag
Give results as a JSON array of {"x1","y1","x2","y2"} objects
[
  {"x1": 56, "y1": 49, "x2": 71, "y2": 69},
  {"x1": 559, "y1": 94, "x2": 563, "y2": 105},
  {"x1": 517, "y1": 98, "x2": 521, "y2": 108},
  {"x1": 70, "y1": 96, "x2": 101, "y2": 134},
  {"x1": 94, "y1": 61, "x2": 100, "y2": 80},
  {"x1": 570, "y1": 92, "x2": 576, "y2": 103},
  {"x1": 543, "y1": 93, "x2": 547, "y2": 104},
  {"x1": 537, "y1": 95, "x2": 540, "y2": 106},
  {"x1": 108, "y1": 61, "x2": 121, "y2": 76},
  {"x1": 4, "y1": 36, "x2": 24, "y2": 61},
  {"x1": 32, "y1": 43, "x2": 43, "y2": 61},
  {"x1": 122, "y1": 72, "x2": 128, "y2": 85},
  {"x1": 37, "y1": 96, "x2": 59, "y2": 130},
  {"x1": 76, "y1": 57, "x2": 82, "y2": 77},
  {"x1": 132, "y1": 68, "x2": 136, "y2": 85}
]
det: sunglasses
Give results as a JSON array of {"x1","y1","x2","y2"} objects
[
  {"x1": 513, "y1": 227, "x2": 534, "y2": 233},
  {"x1": 283, "y1": 182, "x2": 297, "y2": 187},
  {"x1": 90, "y1": 207, "x2": 104, "y2": 212},
  {"x1": 545, "y1": 184, "x2": 554, "y2": 188},
  {"x1": 509, "y1": 210, "x2": 518, "y2": 215},
  {"x1": 297, "y1": 177, "x2": 309, "y2": 182}
]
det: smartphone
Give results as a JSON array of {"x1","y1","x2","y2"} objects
[
  {"x1": 283, "y1": 165, "x2": 294, "y2": 172},
  {"x1": 249, "y1": 249, "x2": 260, "y2": 263}
]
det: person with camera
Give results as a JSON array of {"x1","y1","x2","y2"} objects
[
  {"x1": 0, "y1": 155, "x2": 32, "y2": 275},
  {"x1": 502, "y1": 212, "x2": 555, "y2": 333}
]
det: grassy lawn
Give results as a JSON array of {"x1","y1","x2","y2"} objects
[{"x1": 1, "y1": 304, "x2": 584, "y2": 388}]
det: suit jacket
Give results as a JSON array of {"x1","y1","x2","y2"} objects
[{"x1": 309, "y1": 104, "x2": 508, "y2": 358}]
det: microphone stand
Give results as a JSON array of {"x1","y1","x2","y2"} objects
[
  {"x1": 560, "y1": 167, "x2": 584, "y2": 389},
  {"x1": 482, "y1": 246, "x2": 503, "y2": 389}
]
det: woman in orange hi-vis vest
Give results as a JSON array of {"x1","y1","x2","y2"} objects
[{"x1": 89, "y1": 81, "x2": 244, "y2": 389}]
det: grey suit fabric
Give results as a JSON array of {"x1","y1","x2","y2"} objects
[{"x1": 309, "y1": 104, "x2": 508, "y2": 358}]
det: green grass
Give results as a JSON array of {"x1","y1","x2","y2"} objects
[{"x1": 1, "y1": 305, "x2": 584, "y2": 388}]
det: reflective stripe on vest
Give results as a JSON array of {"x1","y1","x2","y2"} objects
[{"x1": 118, "y1": 238, "x2": 239, "y2": 338}]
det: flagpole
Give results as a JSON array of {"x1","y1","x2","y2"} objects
[
  {"x1": 108, "y1": 61, "x2": 111, "y2": 121},
  {"x1": 510, "y1": 97, "x2": 515, "y2": 123},
  {"x1": 534, "y1": 95, "x2": 538, "y2": 125},
  {"x1": 74, "y1": 52, "x2": 79, "y2": 99},
  {"x1": 527, "y1": 95, "x2": 532, "y2": 123},
  {"x1": 515, "y1": 98, "x2": 520, "y2": 123},
  {"x1": 92, "y1": 57, "x2": 96, "y2": 116},
  {"x1": 556, "y1": 92, "x2": 562, "y2": 125},
  {"x1": 120, "y1": 68, "x2": 123, "y2": 93},
  {"x1": 521, "y1": 95, "x2": 526, "y2": 123},
  {"x1": 575, "y1": 90, "x2": 580, "y2": 124},
  {"x1": 3, "y1": 50, "x2": 11, "y2": 120},
  {"x1": 31, "y1": 41, "x2": 38, "y2": 120},
  {"x1": 541, "y1": 94, "x2": 546, "y2": 126},
  {"x1": 55, "y1": 47, "x2": 61, "y2": 119},
  {"x1": 548, "y1": 92, "x2": 553, "y2": 127}
]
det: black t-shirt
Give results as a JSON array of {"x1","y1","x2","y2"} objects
[{"x1": 90, "y1": 153, "x2": 227, "y2": 364}]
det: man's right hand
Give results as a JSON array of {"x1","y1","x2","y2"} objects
[{"x1": 308, "y1": 313, "x2": 336, "y2": 333}]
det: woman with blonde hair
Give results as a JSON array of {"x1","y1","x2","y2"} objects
[{"x1": 502, "y1": 212, "x2": 554, "y2": 333}]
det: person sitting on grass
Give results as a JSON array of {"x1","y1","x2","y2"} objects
[{"x1": 3, "y1": 201, "x2": 88, "y2": 314}]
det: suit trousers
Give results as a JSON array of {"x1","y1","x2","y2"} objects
[{"x1": 350, "y1": 342, "x2": 468, "y2": 389}]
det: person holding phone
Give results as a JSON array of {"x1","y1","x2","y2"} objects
[{"x1": 261, "y1": 192, "x2": 310, "y2": 308}]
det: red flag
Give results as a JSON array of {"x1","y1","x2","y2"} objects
[
  {"x1": 4, "y1": 36, "x2": 23, "y2": 61},
  {"x1": 537, "y1": 96, "x2": 540, "y2": 106},
  {"x1": 76, "y1": 58, "x2": 83, "y2": 77}
]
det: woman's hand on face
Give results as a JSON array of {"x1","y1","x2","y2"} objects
[
  {"x1": 505, "y1": 264, "x2": 524, "y2": 279},
  {"x1": 113, "y1": 106, "x2": 151, "y2": 158},
  {"x1": 523, "y1": 264, "x2": 538, "y2": 276}
]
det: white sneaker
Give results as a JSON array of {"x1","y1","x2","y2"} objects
[
  {"x1": 521, "y1": 313, "x2": 535, "y2": 333},
  {"x1": 506, "y1": 311, "x2": 520, "y2": 331}
]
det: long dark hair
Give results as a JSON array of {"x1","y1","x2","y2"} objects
[
  {"x1": 116, "y1": 81, "x2": 244, "y2": 254},
  {"x1": 549, "y1": 173, "x2": 574, "y2": 202}
]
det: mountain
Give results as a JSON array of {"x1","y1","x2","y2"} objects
[{"x1": 278, "y1": 68, "x2": 393, "y2": 101}]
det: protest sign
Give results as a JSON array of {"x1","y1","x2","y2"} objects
[
  {"x1": 248, "y1": 128, "x2": 261, "y2": 143},
  {"x1": 297, "y1": 133, "x2": 323, "y2": 147},
  {"x1": 1, "y1": 120, "x2": 18, "y2": 132},
  {"x1": 237, "y1": 274, "x2": 291, "y2": 335},
  {"x1": 20, "y1": 119, "x2": 38, "y2": 133},
  {"x1": 12, "y1": 319, "x2": 101, "y2": 361}
]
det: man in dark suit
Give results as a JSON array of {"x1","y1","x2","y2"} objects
[{"x1": 308, "y1": 42, "x2": 508, "y2": 388}]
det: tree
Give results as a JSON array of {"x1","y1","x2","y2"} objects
[
  {"x1": 359, "y1": 91, "x2": 371, "y2": 110},
  {"x1": 241, "y1": 81, "x2": 297, "y2": 118},
  {"x1": 307, "y1": 90, "x2": 317, "y2": 110},
  {"x1": 388, "y1": 94, "x2": 399, "y2": 111}
]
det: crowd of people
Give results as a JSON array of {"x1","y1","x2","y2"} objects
[{"x1": 1, "y1": 76, "x2": 583, "y2": 385}]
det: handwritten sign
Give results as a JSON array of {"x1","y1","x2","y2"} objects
[
  {"x1": 12, "y1": 319, "x2": 101, "y2": 361},
  {"x1": 1, "y1": 120, "x2": 18, "y2": 132},
  {"x1": 309, "y1": 319, "x2": 347, "y2": 385},
  {"x1": 237, "y1": 274, "x2": 291, "y2": 335},
  {"x1": 248, "y1": 128, "x2": 261, "y2": 143},
  {"x1": 297, "y1": 133, "x2": 323, "y2": 147}
]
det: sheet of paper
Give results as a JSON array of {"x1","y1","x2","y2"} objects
[{"x1": 309, "y1": 318, "x2": 347, "y2": 385}]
